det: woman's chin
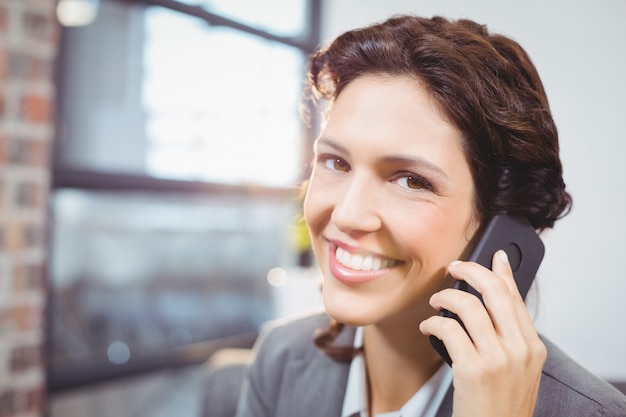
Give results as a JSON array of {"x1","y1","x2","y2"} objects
[{"x1": 323, "y1": 295, "x2": 377, "y2": 327}]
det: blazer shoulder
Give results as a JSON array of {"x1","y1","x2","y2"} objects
[
  {"x1": 536, "y1": 336, "x2": 626, "y2": 416},
  {"x1": 254, "y1": 310, "x2": 332, "y2": 359},
  {"x1": 237, "y1": 310, "x2": 352, "y2": 417}
]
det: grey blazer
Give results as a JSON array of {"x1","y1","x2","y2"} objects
[{"x1": 235, "y1": 312, "x2": 626, "y2": 417}]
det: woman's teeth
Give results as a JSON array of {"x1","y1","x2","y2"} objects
[{"x1": 335, "y1": 247, "x2": 398, "y2": 271}]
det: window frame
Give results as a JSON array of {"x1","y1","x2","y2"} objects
[{"x1": 47, "y1": 0, "x2": 322, "y2": 392}]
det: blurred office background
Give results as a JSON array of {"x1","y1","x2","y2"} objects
[{"x1": 0, "y1": 1, "x2": 624, "y2": 417}]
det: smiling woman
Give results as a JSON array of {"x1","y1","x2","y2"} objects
[{"x1": 234, "y1": 14, "x2": 626, "y2": 417}]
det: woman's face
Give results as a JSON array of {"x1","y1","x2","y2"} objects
[{"x1": 304, "y1": 75, "x2": 479, "y2": 327}]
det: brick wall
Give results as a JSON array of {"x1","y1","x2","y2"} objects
[{"x1": 0, "y1": 0, "x2": 58, "y2": 416}]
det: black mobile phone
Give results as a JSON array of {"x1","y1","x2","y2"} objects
[{"x1": 429, "y1": 214, "x2": 545, "y2": 366}]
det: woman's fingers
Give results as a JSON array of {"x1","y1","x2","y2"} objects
[
  {"x1": 448, "y1": 251, "x2": 528, "y2": 343},
  {"x1": 419, "y1": 313, "x2": 479, "y2": 363},
  {"x1": 421, "y1": 250, "x2": 543, "y2": 362},
  {"x1": 420, "y1": 251, "x2": 547, "y2": 417},
  {"x1": 425, "y1": 286, "x2": 501, "y2": 356}
]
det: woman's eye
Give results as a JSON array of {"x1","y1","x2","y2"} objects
[
  {"x1": 394, "y1": 174, "x2": 433, "y2": 191},
  {"x1": 324, "y1": 157, "x2": 350, "y2": 172}
]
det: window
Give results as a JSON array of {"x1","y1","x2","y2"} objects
[
  {"x1": 142, "y1": 10, "x2": 304, "y2": 186},
  {"x1": 49, "y1": 0, "x2": 321, "y2": 390}
]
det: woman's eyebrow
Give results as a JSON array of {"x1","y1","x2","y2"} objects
[
  {"x1": 315, "y1": 137, "x2": 450, "y2": 180},
  {"x1": 315, "y1": 137, "x2": 348, "y2": 154},
  {"x1": 379, "y1": 154, "x2": 449, "y2": 180}
]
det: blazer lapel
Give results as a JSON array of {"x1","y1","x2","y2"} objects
[{"x1": 279, "y1": 325, "x2": 356, "y2": 417}]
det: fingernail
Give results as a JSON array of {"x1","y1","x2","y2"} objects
[
  {"x1": 418, "y1": 320, "x2": 428, "y2": 333},
  {"x1": 449, "y1": 260, "x2": 462, "y2": 268},
  {"x1": 498, "y1": 250, "x2": 509, "y2": 263}
]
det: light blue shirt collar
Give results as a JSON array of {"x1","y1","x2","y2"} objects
[{"x1": 341, "y1": 327, "x2": 452, "y2": 417}]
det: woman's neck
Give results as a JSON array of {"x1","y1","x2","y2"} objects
[{"x1": 362, "y1": 317, "x2": 444, "y2": 415}]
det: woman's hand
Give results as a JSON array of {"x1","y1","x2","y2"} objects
[{"x1": 419, "y1": 250, "x2": 546, "y2": 417}]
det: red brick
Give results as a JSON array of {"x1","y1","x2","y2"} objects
[
  {"x1": 0, "y1": 46, "x2": 6, "y2": 79},
  {"x1": 0, "y1": 390, "x2": 15, "y2": 417},
  {"x1": 4, "y1": 222, "x2": 25, "y2": 251},
  {"x1": 22, "y1": 8, "x2": 60, "y2": 44},
  {"x1": 7, "y1": 138, "x2": 50, "y2": 167},
  {"x1": 0, "y1": 134, "x2": 6, "y2": 163},
  {"x1": 25, "y1": 385, "x2": 44, "y2": 414},
  {"x1": 11, "y1": 304, "x2": 43, "y2": 332},
  {"x1": 11, "y1": 344, "x2": 42, "y2": 372},
  {"x1": 14, "y1": 263, "x2": 44, "y2": 292},
  {"x1": 0, "y1": 3, "x2": 7, "y2": 32},
  {"x1": 22, "y1": 11, "x2": 52, "y2": 42},
  {"x1": 0, "y1": 307, "x2": 12, "y2": 333},
  {"x1": 1, "y1": 386, "x2": 43, "y2": 415},
  {"x1": 2, "y1": 1, "x2": 58, "y2": 415},
  {"x1": 21, "y1": 94, "x2": 52, "y2": 124},
  {"x1": 0, "y1": 90, "x2": 5, "y2": 119},
  {"x1": 2, "y1": 223, "x2": 45, "y2": 251},
  {"x1": 33, "y1": 140, "x2": 49, "y2": 166},
  {"x1": 15, "y1": 182, "x2": 47, "y2": 210},
  {"x1": 0, "y1": 221, "x2": 45, "y2": 252},
  {"x1": 16, "y1": 182, "x2": 36, "y2": 207},
  {"x1": 7, "y1": 137, "x2": 28, "y2": 164},
  {"x1": 8, "y1": 50, "x2": 52, "y2": 80},
  {"x1": 8, "y1": 50, "x2": 30, "y2": 78},
  {"x1": 23, "y1": 225, "x2": 44, "y2": 248}
]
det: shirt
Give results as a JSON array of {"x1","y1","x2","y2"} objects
[{"x1": 341, "y1": 327, "x2": 452, "y2": 417}]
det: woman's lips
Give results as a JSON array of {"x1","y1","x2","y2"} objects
[{"x1": 327, "y1": 242, "x2": 401, "y2": 284}]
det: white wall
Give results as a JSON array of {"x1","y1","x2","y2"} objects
[{"x1": 320, "y1": 0, "x2": 626, "y2": 381}]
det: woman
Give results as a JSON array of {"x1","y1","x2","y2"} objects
[{"x1": 235, "y1": 15, "x2": 626, "y2": 417}]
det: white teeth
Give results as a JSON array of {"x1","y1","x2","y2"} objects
[
  {"x1": 350, "y1": 254, "x2": 363, "y2": 270},
  {"x1": 362, "y1": 256, "x2": 373, "y2": 270},
  {"x1": 372, "y1": 258, "x2": 382, "y2": 270},
  {"x1": 335, "y1": 247, "x2": 397, "y2": 271}
]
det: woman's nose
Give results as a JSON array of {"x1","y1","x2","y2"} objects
[{"x1": 330, "y1": 176, "x2": 382, "y2": 234}]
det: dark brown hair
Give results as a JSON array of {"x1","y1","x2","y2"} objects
[{"x1": 308, "y1": 15, "x2": 572, "y2": 361}]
